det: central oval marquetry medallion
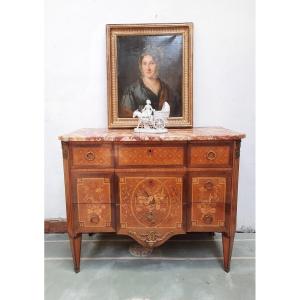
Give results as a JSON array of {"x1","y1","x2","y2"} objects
[{"x1": 131, "y1": 178, "x2": 171, "y2": 227}]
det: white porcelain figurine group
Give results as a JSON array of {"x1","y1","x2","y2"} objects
[{"x1": 133, "y1": 99, "x2": 170, "y2": 133}]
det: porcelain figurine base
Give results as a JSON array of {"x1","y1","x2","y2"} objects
[{"x1": 134, "y1": 128, "x2": 168, "y2": 134}]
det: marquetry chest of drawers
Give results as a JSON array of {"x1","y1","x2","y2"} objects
[{"x1": 59, "y1": 127, "x2": 245, "y2": 273}]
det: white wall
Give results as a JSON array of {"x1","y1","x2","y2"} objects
[{"x1": 45, "y1": 0, "x2": 255, "y2": 231}]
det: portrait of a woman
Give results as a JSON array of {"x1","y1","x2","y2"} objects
[
  {"x1": 118, "y1": 47, "x2": 181, "y2": 118},
  {"x1": 108, "y1": 25, "x2": 192, "y2": 128}
]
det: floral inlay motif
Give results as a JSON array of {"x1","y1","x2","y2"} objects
[{"x1": 132, "y1": 178, "x2": 171, "y2": 226}]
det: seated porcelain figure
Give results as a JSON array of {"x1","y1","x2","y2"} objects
[{"x1": 142, "y1": 99, "x2": 155, "y2": 119}]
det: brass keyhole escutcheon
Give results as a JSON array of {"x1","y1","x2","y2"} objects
[
  {"x1": 204, "y1": 181, "x2": 214, "y2": 191},
  {"x1": 85, "y1": 151, "x2": 95, "y2": 161},
  {"x1": 206, "y1": 151, "x2": 216, "y2": 160},
  {"x1": 147, "y1": 148, "x2": 153, "y2": 156}
]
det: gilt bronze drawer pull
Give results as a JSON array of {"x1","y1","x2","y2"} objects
[
  {"x1": 203, "y1": 214, "x2": 213, "y2": 224},
  {"x1": 206, "y1": 151, "x2": 217, "y2": 160},
  {"x1": 85, "y1": 151, "x2": 95, "y2": 161},
  {"x1": 90, "y1": 214, "x2": 100, "y2": 224},
  {"x1": 204, "y1": 181, "x2": 214, "y2": 191}
]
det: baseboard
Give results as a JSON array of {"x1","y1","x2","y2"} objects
[
  {"x1": 45, "y1": 218, "x2": 67, "y2": 233},
  {"x1": 237, "y1": 226, "x2": 256, "y2": 233}
]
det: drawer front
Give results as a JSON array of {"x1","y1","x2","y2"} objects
[
  {"x1": 189, "y1": 145, "x2": 231, "y2": 167},
  {"x1": 74, "y1": 203, "x2": 115, "y2": 231},
  {"x1": 188, "y1": 176, "x2": 228, "y2": 231},
  {"x1": 72, "y1": 145, "x2": 113, "y2": 168},
  {"x1": 190, "y1": 202, "x2": 225, "y2": 228},
  {"x1": 192, "y1": 177, "x2": 226, "y2": 203},
  {"x1": 117, "y1": 175, "x2": 185, "y2": 247},
  {"x1": 117, "y1": 145, "x2": 184, "y2": 167},
  {"x1": 72, "y1": 173, "x2": 113, "y2": 203}
]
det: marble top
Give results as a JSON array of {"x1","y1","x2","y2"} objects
[{"x1": 59, "y1": 127, "x2": 245, "y2": 142}]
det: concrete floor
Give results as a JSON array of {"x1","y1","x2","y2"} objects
[{"x1": 45, "y1": 232, "x2": 255, "y2": 300}]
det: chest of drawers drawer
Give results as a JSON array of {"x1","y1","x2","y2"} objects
[
  {"x1": 117, "y1": 174, "x2": 185, "y2": 247},
  {"x1": 191, "y1": 176, "x2": 227, "y2": 203},
  {"x1": 72, "y1": 173, "x2": 113, "y2": 204},
  {"x1": 72, "y1": 144, "x2": 113, "y2": 168},
  {"x1": 116, "y1": 144, "x2": 185, "y2": 167},
  {"x1": 189, "y1": 202, "x2": 226, "y2": 228},
  {"x1": 188, "y1": 143, "x2": 232, "y2": 167},
  {"x1": 73, "y1": 203, "x2": 115, "y2": 232}
]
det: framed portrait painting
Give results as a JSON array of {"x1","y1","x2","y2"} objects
[{"x1": 106, "y1": 23, "x2": 193, "y2": 128}]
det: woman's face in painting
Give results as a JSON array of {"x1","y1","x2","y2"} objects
[{"x1": 140, "y1": 55, "x2": 158, "y2": 79}]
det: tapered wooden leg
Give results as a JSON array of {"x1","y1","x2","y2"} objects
[
  {"x1": 222, "y1": 233, "x2": 234, "y2": 272},
  {"x1": 69, "y1": 234, "x2": 82, "y2": 273}
]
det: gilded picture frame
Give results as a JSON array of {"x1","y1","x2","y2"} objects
[{"x1": 106, "y1": 23, "x2": 193, "y2": 128}]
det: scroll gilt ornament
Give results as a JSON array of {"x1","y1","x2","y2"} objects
[{"x1": 128, "y1": 230, "x2": 174, "y2": 247}]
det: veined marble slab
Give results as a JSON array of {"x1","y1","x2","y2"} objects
[{"x1": 59, "y1": 127, "x2": 246, "y2": 142}]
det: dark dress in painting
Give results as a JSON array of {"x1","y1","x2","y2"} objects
[{"x1": 119, "y1": 78, "x2": 181, "y2": 118}]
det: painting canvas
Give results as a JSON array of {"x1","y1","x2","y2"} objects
[{"x1": 107, "y1": 23, "x2": 193, "y2": 128}]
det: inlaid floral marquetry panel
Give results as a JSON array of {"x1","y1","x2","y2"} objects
[
  {"x1": 118, "y1": 176, "x2": 184, "y2": 247},
  {"x1": 189, "y1": 176, "x2": 226, "y2": 230},
  {"x1": 117, "y1": 146, "x2": 184, "y2": 166},
  {"x1": 76, "y1": 177, "x2": 111, "y2": 204},
  {"x1": 192, "y1": 177, "x2": 226, "y2": 203},
  {"x1": 76, "y1": 204, "x2": 113, "y2": 229},
  {"x1": 190, "y1": 202, "x2": 225, "y2": 228}
]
